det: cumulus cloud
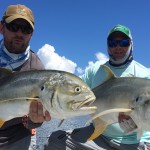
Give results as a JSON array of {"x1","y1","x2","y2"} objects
[
  {"x1": 77, "y1": 52, "x2": 108, "y2": 75},
  {"x1": 76, "y1": 67, "x2": 84, "y2": 74},
  {"x1": 95, "y1": 52, "x2": 108, "y2": 63},
  {"x1": 37, "y1": 44, "x2": 77, "y2": 73},
  {"x1": 76, "y1": 61, "x2": 94, "y2": 75},
  {"x1": 37, "y1": 44, "x2": 108, "y2": 76}
]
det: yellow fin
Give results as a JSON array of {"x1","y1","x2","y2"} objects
[
  {"x1": 86, "y1": 108, "x2": 132, "y2": 141},
  {"x1": 87, "y1": 117, "x2": 108, "y2": 141},
  {"x1": 0, "y1": 119, "x2": 5, "y2": 128}
]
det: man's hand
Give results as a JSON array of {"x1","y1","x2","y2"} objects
[
  {"x1": 118, "y1": 112, "x2": 137, "y2": 133},
  {"x1": 28, "y1": 100, "x2": 51, "y2": 123}
]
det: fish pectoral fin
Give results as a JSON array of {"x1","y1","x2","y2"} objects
[
  {"x1": 0, "y1": 119, "x2": 5, "y2": 128},
  {"x1": 87, "y1": 108, "x2": 132, "y2": 123},
  {"x1": 87, "y1": 117, "x2": 108, "y2": 141}
]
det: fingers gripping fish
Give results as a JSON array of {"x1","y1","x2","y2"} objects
[
  {"x1": 86, "y1": 65, "x2": 150, "y2": 141},
  {"x1": 0, "y1": 68, "x2": 97, "y2": 127}
]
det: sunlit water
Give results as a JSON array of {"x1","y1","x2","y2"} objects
[{"x1": 36, "y1": 115, "x2": 90, "y2": 150}]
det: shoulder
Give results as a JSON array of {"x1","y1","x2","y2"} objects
[
  {"x1": 30, "y1": 51, "x2": 40, "y2": 61},
  {"x1": 132, "y1": 60, "x2": 148, "y2": 69},
  {"x1": 93, "y1": 61, "x2": 107, "y2": 73},
  {"x1": 84, "y1": 61, "x2": 106, "y2": 77},
  {"x1": 29, "y1": 51, "x2": 45, "y2": 70},
  {"x1": 82, "y1": 61, "x2": 109, "y2": 88},
  {"x1": 128, "y1": 60, "x2": 150, "y2": 78},
  {"x1": 18, "y1": 51, "x2": 45, "y2": 71},
  {"x1": 81, "y1": 61, "x2": 101, "y2": 83}
]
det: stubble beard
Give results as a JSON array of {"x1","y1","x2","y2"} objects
[{"x1": 4, "y1": 38, "x2": 29, "y2": 54}]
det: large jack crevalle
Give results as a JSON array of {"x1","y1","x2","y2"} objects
[
  {"x1": 0, "y1": 68, "x2": 96, "y2": 127},
  {"x1": 87, "y1": 65, "x2": 150, "y2": 141}
]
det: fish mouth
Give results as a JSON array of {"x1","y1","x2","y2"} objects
[{"x1": 71, "y1": 98, "x2": 97, "y2": 111}]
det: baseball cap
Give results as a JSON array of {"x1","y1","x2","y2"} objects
[
  {"x1": 2, "y1": 4, "x2": 34, "y2": 29},
  {"x1": 107, "y1": 24, "x2": 132, "y2": 40}
]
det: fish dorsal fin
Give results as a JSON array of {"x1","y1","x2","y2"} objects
[
  {"x1": 101, "y1": 65, "x2": 116, "y2": 82},
  {"x1": 0, "y1": 68, "x2": 13, "y2": 79}
]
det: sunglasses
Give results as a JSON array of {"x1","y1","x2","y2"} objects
[
  {"x1": 108, "y1": 39, "x2": 130, "y2": 48},
  {"x1": 4, "y1": 22, "x2": 33, "y2": 35}
]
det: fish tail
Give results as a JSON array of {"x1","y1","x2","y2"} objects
[
  {"x1": 87, "y1": 117, "x2": 108, "y2": 141},
  {"x1": 87, "y1": 126, "x2": 106, "y2": 141},
  {"x1": 0, "y1": 119, "x2": 5, "y2": 128}
]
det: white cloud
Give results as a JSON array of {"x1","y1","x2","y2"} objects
[
  {"x1": 77, "y1": 52, "x2": 108, "y2": 75},
  {"x1": 37, "y1": 44, "x2": 108, "y2": 76},
  {"x1": 95, "y1": 52, "x2": 108, "y2": 63},
  {"x1": 76, "y1": 60, "x2": 95, "y2": 75},
  {"x1": 76, "y1": 67, "x2": 84, "y2": 74},
  {"x1": 37, "y1": 44, "x2": 77, "y2": 73},
  {"x1": 84, "y1": 61, "x2": 95, "y2": 72}
]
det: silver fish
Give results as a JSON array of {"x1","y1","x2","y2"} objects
[
  {"x1": 87, "y1": 65, "x2": 150, "y2": 141},
  {"x1": 0, "y1": 68, "x2": 96, "y2": 127}
]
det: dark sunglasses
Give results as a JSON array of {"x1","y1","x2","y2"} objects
[
  {"x1": 107, "y1": 39, "x2": 130, "y2": 48},
  {"x1": 4, "y1": 22, "x2": 33, "y2": 35}
]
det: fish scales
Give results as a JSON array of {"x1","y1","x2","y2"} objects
[
  {"x1": 93, "y1": 77, "x2": 150, "y2": 110},
  {"x1": 0, "y1": 69, "x2": 96, "y2": 127},
  {"x1": 87, "y1": 65, "x2": 150, "y2": 141}
]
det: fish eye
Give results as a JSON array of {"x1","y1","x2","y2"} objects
[
  {"x1": 75, "y1": 86, "x2": 81, "y2": 93},
  {"x1": 136, "y1": 97, "x2": 139, "y2": 102},
  {"x1": 41, "y1": 86, "x2": 44, "y2": 91}
]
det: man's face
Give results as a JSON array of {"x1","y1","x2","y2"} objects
[
  {"x1": 108, "y1": 32, "x2": 132, "y2": 61},
  {"x1": 2, "y1": 19, "x2": 33, "y2": 54}
]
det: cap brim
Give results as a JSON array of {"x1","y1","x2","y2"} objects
[
  {"x1": 108, "y1": 31, "x2": 131, "y2": 40},
  {"x1": 5, "y1": 15, "x2": 34, "y2": 29}
]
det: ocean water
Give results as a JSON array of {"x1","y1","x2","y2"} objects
[{"x1": 36, "y1": 115, "x2": 90, "y2": 150}]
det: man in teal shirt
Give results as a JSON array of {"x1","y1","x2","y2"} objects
[{"x1": 45, "y1": 24, "x2": 150, "y2": 150}]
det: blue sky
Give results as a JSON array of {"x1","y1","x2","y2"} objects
[{"x1": 1, "y1": 0, "x2": 150, "y2": 75}]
